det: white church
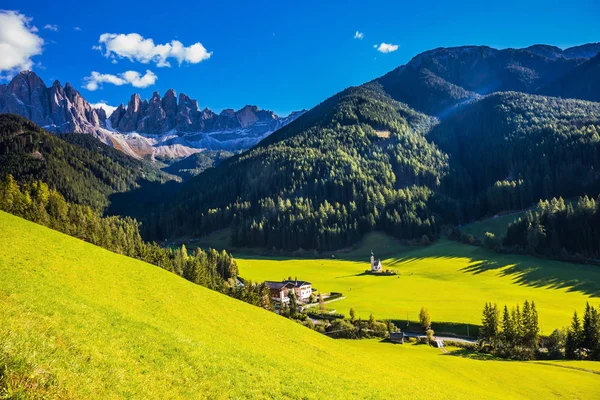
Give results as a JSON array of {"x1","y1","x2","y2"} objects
[{"x1": 370, "y1": 250, "x2": 382, "y2": 272}]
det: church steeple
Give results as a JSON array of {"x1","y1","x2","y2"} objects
[{"x1": 370, "y1": 250, "x2": 375, "y2": 268}]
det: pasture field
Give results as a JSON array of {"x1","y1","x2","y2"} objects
[
  {"x1": 238, "y1": 239, "x2": 600, "y2": 331},
  {"x1": 1, "y1": 210, "x2": 599, "y2": 399},
  {"x1": 460, "y1": 211, "x2": 526, "y2": 241}
]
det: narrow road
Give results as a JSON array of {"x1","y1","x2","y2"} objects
[{"x1": 403, "y1": 332, "x2": 477, "y2": 344}]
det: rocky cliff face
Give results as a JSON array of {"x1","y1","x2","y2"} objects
[
  {"x1": 109, "y1": 90, "x2": 288, "y2": 136},
  {"x1": 0, "y1": 70, "x2": 305, "y2": 159},
  {"x1": 0, "y1": 71, "x2": 106, "y2": 133}
]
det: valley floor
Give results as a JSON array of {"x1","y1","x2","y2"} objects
[{"x1": 238, "y1": 238, "x2": 600, "y2": 332}]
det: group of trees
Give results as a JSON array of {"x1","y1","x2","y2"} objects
[
  {"x1": 565, "y1": 303, "x2": 600, "y2": 360},
  {"x1": 0, "y1": 174, "x2": 252, "y2": 299},
  {"x1": 322, "y1": 312, "x2": 391, "y2": 339},
  {"x1": 275, "y1": 291, "x2": 393, "y2": 339},
  {"x1": 479, "y1": 300, "x2": 540, "y2": 359},
  {"x1": 504, "y1": 196, "x2": 600, "y2": 260},
  {"x1": 480, "y1": 300, "x2": 599, "y2": 361},
  {"x1": 227, "y1": 280, "x2": 273, "y2": 310}
]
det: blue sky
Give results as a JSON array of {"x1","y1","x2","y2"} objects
[{"x1": 1, "y1": 0, "x2": 599, "y2": 116}]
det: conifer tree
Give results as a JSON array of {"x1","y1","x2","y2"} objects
[
  {"x1": 502, "y1": 305, "x2": 515, "y2": 347},
  {"x1": 566, "y1": 311, "x2": 583, "y2": 359},
  {"x1": 480, "y1": 302, "x2": 499, "y2": 347}
]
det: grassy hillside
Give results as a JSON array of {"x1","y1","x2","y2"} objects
[
  {"x1": 2, "y1": 211, "x2": 599, "y2": 399},
  {"x1": 238, "y1": 238, "x2": 600, "y2": 332}
]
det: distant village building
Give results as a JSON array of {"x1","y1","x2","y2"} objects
[
  {"x1": 389, "y1": 332, "x2": 405, "y2": 344},
  {"x1": 283, "y1": 279, "x2": 312, "y2": 301},
  {"x1": 265, "y1": 279, "x2": 312, "y2": 303},
  {"x1": 265, "y1": 281, "x2": 295, "y2": 303},
  {"x1": 370, "y1": 250, "x2": 382, "y2": 272}
]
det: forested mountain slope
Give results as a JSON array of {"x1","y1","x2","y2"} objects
[
  {"x1": 430, "y1": 92, "x2": 600, "y2": 221},
  {"x1": 0, "y1": 114, "x2": 171, "y2": 209},
  {"x1": 149, "y1": 88, "x2": 600, "y2": 251},
  {"x1": 146, "y1": 86, "x2": 446, "y2": 249},
  {"x1": 374, "y1": 45, "x2": 597, "y2": 116},
  {"x1": 540, "y1": 53, "x2": 600, "y2": 102}
]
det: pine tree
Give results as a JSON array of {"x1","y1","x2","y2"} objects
[
  {"x1": 515, "y1": 305, "x2": 525, "y2": 346},
  {"x1": 528, "y1": 301, "x2": 539, "y2": 349},
  {"x1": 566, "y1": 311, "x2": 583, "y2": 359},
  {"x1": 502, "y1": 305, "x2": 515, "y2": 347},
  {"x1": 582, "y1": 303, "x2": 600, "y2": 360},
  {"x1": 480, "y1": 302, "x2": 499, "y2": 347}
]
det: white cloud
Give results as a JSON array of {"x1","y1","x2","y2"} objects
[
  {"x1": 43, "y1": 24, "x2": 58, "y2": 31},
  {"x1": 83, "y1": 70, "x2": 157, "y2": 91},
  {"x1": 74, "y1": 26, "x2": 81, "y2": 31},
  {"x1": 0, "y1": 10, "x2": 44, "y2": 78},
  {"x1": 95, "y1": 33, "x2": 212, "y2": 67},
  {"x1": 375, "y1": 42, "x2": 399, "y2": 53},
  {"x1": 354, "y1": 31, "x2": 364, "y2": 40},
  {"x1": 91, "y1": 102, "x2": 117, "y2": 117}
]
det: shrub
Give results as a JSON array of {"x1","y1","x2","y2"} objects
[
  {"x1": 426, "y1": 329, "x2": 435, "y2": 345},
  {"x1": 444, "y1": 340, "x2": 477, "y2": 350}
]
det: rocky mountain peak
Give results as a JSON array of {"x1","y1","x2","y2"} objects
[
  {"x1": 150, "y1": 91, "x2": 161, "y2": 102},
  {"x1": 164, "y1": 88, "x2": 177, "y2": 98},
  {"x1": 0, "y1": 70, "x2": 105, "y2": 133}
]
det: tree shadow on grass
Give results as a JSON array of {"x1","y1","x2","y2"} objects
[
  {"x1": 458, "y1": 257, "x2": 600, "y2": 298},
  {"x1": 443, "y1": 348, "x2": 507, "y2": 361},
  {"x1": 381, "y1": 242, "x2": 600, "y2": 298}
]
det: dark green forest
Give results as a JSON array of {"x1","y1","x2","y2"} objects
[
  {"x1": 504, "y1": 196, "x2": 600, "y2": 261},
  {"x1": 145, "y1": 86, "x2": 444, "y2": 250},
  {"x1": 144, "y1": 89, "x2": 600, "y2": 252},
  {"x1": 431, "y1": 93, "x2": 600, "y2": 222},
  {"x1": 0, "y1": 114, "x2": 172, "y2": 210}
]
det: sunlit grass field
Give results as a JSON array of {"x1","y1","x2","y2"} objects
[
  {"x1": 1, "y1": 211, "x2": 599, "y2": 399},
  {"x1": 238, "y1": 237, "x2": 600, "y2": 332}
]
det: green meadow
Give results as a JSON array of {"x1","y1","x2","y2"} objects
[
  {"x1": 238, "y1": 237, "x2": 600, "y2": 332},
  {"x1": 461, "y1": 211, "x2": 526, "y2": 241},
  {"x1": 2, "y1": 210, "x2": 599, "y2": 399}
]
